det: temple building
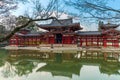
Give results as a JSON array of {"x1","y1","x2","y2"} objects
[
  {"x1": 9, "y1": 18, "x2": 120, "y2": 47},
  {"x1": 77, "y1": 22, "x2": 120, "y2": 47},
  {"x1": 38, "y1": 18, "x2": 82, "y2": 44}
]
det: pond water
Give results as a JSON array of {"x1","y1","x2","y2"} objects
[{"x1": 0, "y1": 49, "x2": 120, "y2": 80}]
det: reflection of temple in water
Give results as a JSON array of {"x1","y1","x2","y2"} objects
[
  {"x1": 37, "y1": 62, "x2": 82, "y2": 78},
  {"x1": 75, "y1": 51, "x2": 120, "y2": 62},
  {"x1": 7, "y1": 50, "x2": 120, "y2": 77},
  {"x1": 8, "y1": 50, "x2": 120, "y2": 62}
]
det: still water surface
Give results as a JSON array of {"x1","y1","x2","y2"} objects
[{"x1": 0, "y1": 49, "x2": 120, "y2": 80}]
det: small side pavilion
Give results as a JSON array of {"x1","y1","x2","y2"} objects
[{"x1": 76, "y1": 23, "x2": 120, "y2": 47}]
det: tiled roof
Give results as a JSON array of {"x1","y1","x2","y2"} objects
[
  {"x1": 102, "y1": 28, "x2": 120, "y2": 34},
  {"x1": 100, "y1": 23, "x2": 119, "y2": 28},
  {"x1": 39, "y1": 18, "x2": 80, "y2": 28},
  {"x1": 77, "y1": 31, "x2": 102, "y2": 35},
  {"x1": 21, "y1": 33, "x2": 41, "y2": 36},
  {"x1": 15, "y1": 31, "x2": 46, "y2": 36},
  {"x1": 50, "y1": 18, "x2": 72, "y2": 26}
]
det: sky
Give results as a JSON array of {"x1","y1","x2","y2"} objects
[
  {"x1": 12, "y1": 0, "x2": 50, "y2": 16},
  {"x1": 12, "y1": 0, "x2": 120, "y2": 31},
  {"x1": 108, "y1": 0, "x2": 120, "y2": 9}
]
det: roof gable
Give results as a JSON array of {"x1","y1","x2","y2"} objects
[
  {"x1": 38, "y1": 18, "x2": 81, "y2": 31},
  {"x1": 100, "y1": 23, "x2": 119, "y2": 29},
  {"x1": 39, "y1": 18, "x2": 73, "y2": 27},
  {"x1": 50, "y1": 18, "x2": 72, "y2": 26},
  {"x1": 102, "y1": 29, "x2": 120, "y2": 37},
  {"x1": 102, "y1": 29, "x2": 120, "y2": 34}
]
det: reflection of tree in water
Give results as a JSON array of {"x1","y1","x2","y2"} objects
[
  {"x1": 1, "y1": 61, "x2": 17, "y2": 78},
  {"x1": 1, "y1": 60, "x2": 39, "y2": 77},
  {"x1": 37, "y1": 62, "x2": 82, "y2": 78},
  {"x1": 99, "y1": 62, "x2": 120, "y2": 75},
  {"x1": 0, "y1": 49, "x2": 16, "y2": 78},
  {"x1": 1, "y1": 49, "x2": 120, "y2": 78},
  {"x1": 77, "y1": 58, "x2": 120, "y2": 75},
  {"x1": 0, "y1": 49, "x2": 8, "y2": 67},
  {"x1": 13, "y1": 60, "x2": 37, "y2": 76},
  {"x1": 55, "y1": 53, "x2": 63, "y2": 63}
]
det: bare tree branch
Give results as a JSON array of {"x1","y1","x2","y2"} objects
[
  {"x1": 0, "y1": 16, "x2": 57, "y2": 42},
  {"x1": 65, "y1": 0, "x2": 120, "y2": 20},
  {"x1": 0, "y1": 0, "x2": 67, "y2": 43},
  {"x1": 85, "y1": 1, "x2": 120, "y2": 13}
]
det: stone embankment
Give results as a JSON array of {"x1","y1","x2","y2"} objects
[{"x1": 1, "y1": 44, "x2": 120, "y2": 52}]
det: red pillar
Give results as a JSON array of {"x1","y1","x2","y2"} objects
[
  {"x1": 80, "y1": 38, "x2": 82, "y2": 47},
  {"x1": 115, "y1": 40, "x2": 119, "y2": 47},
  {"x1": 91, "y1": 38, "x2": 93, "y2": 46},
  {"x1": 68, "y1": 36, "x2": 71, "y2": 44},
  {"x1": 103, "y1": 39, "x2": 107, "y2": 47},
  {"x1": 97, "y1": 38, "x2": 99, "y2": 47},
  {"x1": 16, "y1": 37, "x2": 18, "y2": 46},
  {"x1": 68, "y1": 36, "x2": 70, "y2": 44},
  {"x1": 31, "y1": 37, "x2": 33, "y2": 46},
  {"x1": 111, "y1": 39, "x2": 114, "y2": 47},
  {"x1": 86, "y1": 38, "x2": 88, "y2": 46}
]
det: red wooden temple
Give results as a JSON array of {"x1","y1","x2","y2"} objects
[{"x1": 9, "y1": 18, "x2": 120, "y2": 47}]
